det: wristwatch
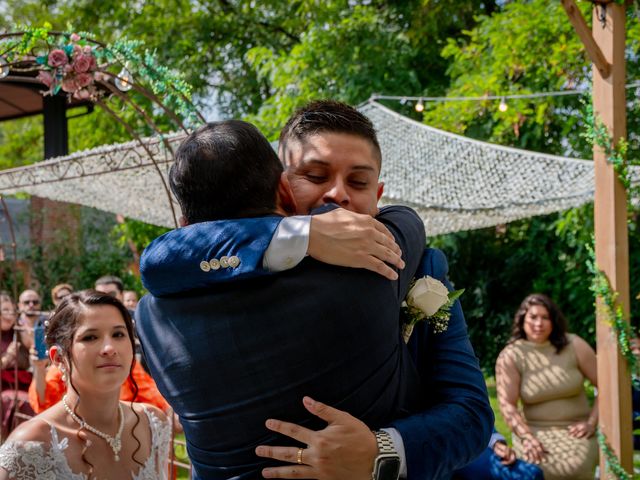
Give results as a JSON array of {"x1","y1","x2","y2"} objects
[{"x1": 372, "y1": 430, "x2": 401, "y2": 480}]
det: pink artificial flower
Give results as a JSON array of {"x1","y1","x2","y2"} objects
[
  {"x1": 73, "y1": 54, "x2": 92, "y2": 73},
  {"x1": 48, "y1": 49, "x2": 68, "y2": 67},
  {"x1": 61, "y1": 77, "x2": 79, "y2": 93},
  {"x1": 88, "y1": 55, "x2": 97, "y2": 71},
  {"x1": 70, "y1": 33, "x2": 81, "y2": 42},
  {"x1": 73, "y1": 88, "x2": 91, "y2": 100},
  {"x1": 93, "y1": 71, "x2": 106, "y2": 82},
  {"x1": 64, "y1": 64, "x2": 74, "y2": 73},
  {"x1": 72, "y1": 45, "x2": 82, "y2": 56},
  {"x1": 76, "y1": 72, "x2": 93, "y2": 88},
  {"x1": 37, "y1": 71, "x2": 54, "y2": 88},
  {"x1": 83, "y1": 45, "x2": 92, "y2": 54}
]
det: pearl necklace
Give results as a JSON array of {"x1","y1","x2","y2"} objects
[{"x1": 62, "y1": 395, "x2": 125, "y2": 462}]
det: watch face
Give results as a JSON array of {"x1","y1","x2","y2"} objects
[{"x1": 376, "y1": 457, "x2": 401, "y2": 480}]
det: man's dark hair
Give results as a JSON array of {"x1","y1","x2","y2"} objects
[
  {"x1": 170, "y1": 120, "x2": 283, "y2": 223},
  {"x1": 278, "y1": 100, "x2": 381, "y2": 167},
  {"x1": 94, "y1": 275, "x2": 124, "y2": 293}
]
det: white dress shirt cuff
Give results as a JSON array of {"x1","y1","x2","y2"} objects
[
  {"x1": 380, "y1": 427, "x2": 407, "y2": 478},
  {"x1": 262, "y1": 216, "x2": 311, "y2": 271},
  {"x1": 488, "y1": 431, "x2": 506, "y2": 450}
]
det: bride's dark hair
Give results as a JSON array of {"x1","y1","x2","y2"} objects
[{"x1": 46, "y1": 289, "x2": 144, "y2": 472}]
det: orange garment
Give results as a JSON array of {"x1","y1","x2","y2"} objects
[{"x1": 28, "y1": 361, "x2": 170, "y2": 413}]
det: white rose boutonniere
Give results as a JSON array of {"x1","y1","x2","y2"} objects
[{"x1": 401, "y1": 276, "x2": 464, "y2": 342}]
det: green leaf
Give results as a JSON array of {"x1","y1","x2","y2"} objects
[{"x1": 448, "y1": 288, "x2": 465, "y2": 303}]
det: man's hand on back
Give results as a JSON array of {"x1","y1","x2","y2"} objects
[
  {"x1": 308, "y1": 209, "x2": 405, "y2": 281},
  {"x1": 256, "y1": 396, "x2": 378, "y2": 480}
]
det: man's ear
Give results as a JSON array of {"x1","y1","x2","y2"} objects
[
  {"x1": 276, "y1": 172, "x2": 298, "y2": 215},
  {"x1": 377, "y1": 181, "x2": 384, "y2": 201},
  {"x1": 178, "y1": 215, "x2": 188, "y2": 227}
]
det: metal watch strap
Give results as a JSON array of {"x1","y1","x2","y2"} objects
[
  {"x1": 374, "y1": 430, "x2": 397, "y2": 455},
  {"x1": 372, "y1": 430, "x2": 400, "y2": 480}
]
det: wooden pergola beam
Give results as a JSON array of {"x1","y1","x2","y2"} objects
[
  {"x1": 561, "y1": 0, "x2": 611, "y2": 78},
  {"x1": 592, "y1": 2, "x2": 632, "y2": 474},
  {"x1": 563, "y1": 0, "x2": 632, "y2": 474}
]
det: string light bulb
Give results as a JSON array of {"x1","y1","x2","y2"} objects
[
  {"x1": 115, "y1": 65, "x2": 133, "y2": 92},
  {"x1": 0, "y1": 57, "x2": 9, "y2": 79},
  {"x1": 415, "y1": 98, "x2": 424, "y2": 113},
  {"x1": 498, "y1": 97, "x2": 508, "y2": 112}
]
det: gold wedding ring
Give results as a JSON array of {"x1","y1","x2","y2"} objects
[{"x1": 296, "y1": 447, "x2": 304, "y2": 465}]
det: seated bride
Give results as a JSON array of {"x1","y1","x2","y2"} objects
[{"x1": 0, "y1": 290, "x2": 170, "y2": 480}]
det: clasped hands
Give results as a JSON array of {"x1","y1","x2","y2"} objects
[{"x1": 255, "y1": 396, "x2": 379, "y2": 480}]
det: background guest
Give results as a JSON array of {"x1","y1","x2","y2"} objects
[
  {"x1": 0, "y1": 294, "x2": 35, "y2": 438},
  {"x1": 16, "y1": 290, "x2": 46, "y2": 350},
  {"x1": 94, "y1": 275, "x2": 124, "y2": 302},
  {"x1": 123, "y1": 290, "x2": 138, "y2": 311},
  {"x1": 452, "y1": 427, "x2": 543, "y2": 480},
  {"x1": 50, "y1": 283, "x2": 73, "y2": 307},
  {"x1": 496, "y1": 293, "x2": 598, "y2": 480}
]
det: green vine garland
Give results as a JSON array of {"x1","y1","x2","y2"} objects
[{"x1": 597, "y1": 429, "x2": 634, "y2": 480}]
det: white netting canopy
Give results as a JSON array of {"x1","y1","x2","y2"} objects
[{"x1": 1, "y1": 100, "x2": 638, "y2": 235}]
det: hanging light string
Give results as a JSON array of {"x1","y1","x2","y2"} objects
[{"x1": 371, "y1": 80, "x2": 640, "y2": 106}]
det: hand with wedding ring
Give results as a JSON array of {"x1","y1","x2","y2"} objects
[{"x1": 255, "y1": 396, "x2": 378, "y2": 479}]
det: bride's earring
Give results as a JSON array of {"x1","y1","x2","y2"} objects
[{"x1": 60, "y1": 364, "x2": 67, "y2": 383}]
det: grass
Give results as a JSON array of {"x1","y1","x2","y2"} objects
[
  {"x1": 486, "y1": 377, "x2": 511, "y2": 442},
  {"x1": 171, "y1": 433, "x2": 191, "y2": 480}
]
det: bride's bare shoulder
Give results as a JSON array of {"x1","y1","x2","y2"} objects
[{"x1": 5, "y1": 416, "x2": 52, "y2": 444}]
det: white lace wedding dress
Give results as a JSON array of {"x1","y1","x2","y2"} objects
[{"x1": 0, "y1": 406, "x2": 171, "y2": 480}]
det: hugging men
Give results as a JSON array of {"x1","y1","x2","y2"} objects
[{"x1": 136, "y1": 101, "x2": 492, "y2": 479}]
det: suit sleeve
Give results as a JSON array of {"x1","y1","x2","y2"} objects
[
  {"x1": 375, "y1": 205, "x2": 427, "y2": 300},
  {"x1": 140, "y1": 216, "x2": 284, "y2": 296},
  {"x1": 390, "y1": 248, "x2": 494, "y2": 479},
  {"x1": 141, "y1": 205, "x2": 425, "y2": 298}
]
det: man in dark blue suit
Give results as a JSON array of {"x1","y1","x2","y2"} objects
[
  {"x1": 136, "y1": 118, "x2": 438, "y2": 479},
  {"x1": 140, "y1": 101, "x2": 493, "y2": 479}
]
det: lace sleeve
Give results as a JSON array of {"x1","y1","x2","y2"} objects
[
  {"x1": 0, "y1": 440, "x2": 59, "y2": 480},
  {"x1": 142, "y1": 408, "x2": 172, "y2": 480}
]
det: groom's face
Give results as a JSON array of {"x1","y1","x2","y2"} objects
[{"x1": 283, "y1": 132, "x2": 384, "y2": 216}]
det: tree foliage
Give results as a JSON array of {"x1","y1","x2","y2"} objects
[{"x1": 1, "y1": 1, "x2": 639, "y2": 374}]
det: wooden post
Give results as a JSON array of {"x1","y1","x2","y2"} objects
[{"x1": 592, "y1": 2, "x2": 632, "y2": 474}]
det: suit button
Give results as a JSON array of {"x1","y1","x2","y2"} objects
[
  {"x1": 199, "y1": 261, "x2": 211, "y2": 272},
  {"x1": 228, "y1": 255, "x2": 240, "y2": 268},
  {"x1": 209, "y1": 258, "x2": 221, "y2": 270},
  {"x1": 219, "y1": 256, "x2": 230, "y2": 268}
]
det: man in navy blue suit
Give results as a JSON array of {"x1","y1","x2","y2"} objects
[
  {"x1": 137, "y1": 118, "x2": 439, "y2": 479},
  {"x1": 139, "y1": 102, "x2": 493, "y2": 479}
]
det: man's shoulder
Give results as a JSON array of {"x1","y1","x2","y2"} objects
[
  {"x1": 143, "y1": 217, "x2": 283, "y2": 257},
  {"x1": 418, "y1": 247, "x2": 449, "y2": 280},
  {"x1": 378, "y1": 204, "x2": 422, "y2": 222}
]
